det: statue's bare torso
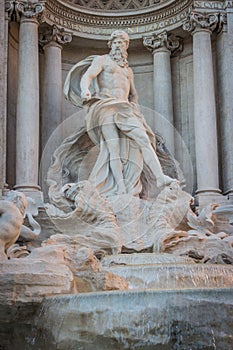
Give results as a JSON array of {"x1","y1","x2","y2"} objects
[
  {"x1": 97, "y1": 55, "x2": 131, "y2": 100},
  {"x1": 81, "y1": 54, "x2": 138, "y2": 103}
]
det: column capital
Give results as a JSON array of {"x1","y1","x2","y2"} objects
[
  {"x1": 39, "y1": 24, "x2": 72, "y2": 49},
  {"x1": 143, "y1": 31, "x2": 182, "y2": 55},
  {"x1": 218, "y1": 12, "x2": 228, "y2": 33},
  {"x1": 15, "y1": 0, "x2": 45, "y2": 23},
  {"x1": 5, "y1": 1, "x2": 15, "y2": 20},
  {"x1": 183, "y1": 11, "x2": 219, "y2": 33}
]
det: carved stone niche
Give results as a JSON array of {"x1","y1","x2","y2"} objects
[{"x1": 43, "y1": 0, "x2": 193, "y2": 39}]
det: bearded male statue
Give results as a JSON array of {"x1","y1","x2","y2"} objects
[{"x1": 64, "y1": 30, "x2": 176, "y2": 197}]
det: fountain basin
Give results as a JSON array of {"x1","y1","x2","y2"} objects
[
  {"x1": 29, "y1": 289, "x2": 233, "y2": 350},
  {"x1": 101, "y1": 253, "x2": 233, "y2": 290},
  {"x1": 102, "y1": 263, "x2": 233, "y2": 290}
]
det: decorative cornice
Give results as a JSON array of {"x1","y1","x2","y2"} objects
[
  {"x1": 47, "y1": 0, "x2": 191, "y2": 27},
  {"x1": 42, "y1": 0, "x2": 193, "y2": 39},
  {"x1": 183, "y1": 11, "x2": 219, "y2": 32},
  {"x1": 143, "y1": 31, "x2": 182, "y2": 54},
  {"x1": 15, "y1": 0, "x2": 45, "y2": 22},
  {"x1": 39, "y1": 24, "x2": 72, "y2": 47},
  {"x1": 194, "y1": 1, "x2": 233, "y2": 10}
]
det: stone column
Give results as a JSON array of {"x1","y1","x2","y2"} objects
[
  {"x1": 217, "y1": 10, "x2": 233, "y2": 202},
  {"x1": 143, "y1": 31, "x2": 181, "y2": 155},
  {"x1": 0, "y1": 1, "x2": 14, "y2": 196},
  {"x1": 183, "y1": 12, "x2": 221, "y2": 206},
  {"x1": 39, "y1": 25, "x2": 72, "y2": 152},
  {"x1": 14, "y1": 1, "x2": 44, "y2": 196}
]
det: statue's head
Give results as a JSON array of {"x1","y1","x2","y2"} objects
[
  {"x1": 107, "y1": 30, "x2": 130, "y2": 49},
  {"x1": 5, "y1": 190, "x2": 28, "y2": 216}
]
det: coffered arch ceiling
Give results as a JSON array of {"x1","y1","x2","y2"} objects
[
  {"x1": 44, "y1": 0, "x2": 193, "y2": 39},
  {"x1": 63, "y1": 0, "x2": 179, "y2": 12}
]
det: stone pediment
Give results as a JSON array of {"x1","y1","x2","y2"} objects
[{"x1": 44, "y1": 0, "x2": 193, "y2": 39}]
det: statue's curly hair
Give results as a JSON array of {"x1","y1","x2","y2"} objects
[{"x1": 107, "y1": 30, "x2": 130, "y2": 49}]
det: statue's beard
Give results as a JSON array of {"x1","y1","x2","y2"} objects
[{"x1": 109, "y1": 47, "x2": 128, "y2": 67}]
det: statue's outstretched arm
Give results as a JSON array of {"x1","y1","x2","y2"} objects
[{"x1": 80, "y1": 56, "x2": 104, "y2": 100}]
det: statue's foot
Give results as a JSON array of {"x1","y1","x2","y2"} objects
[{"x1": 157, "y1": 175, "x2": 177, "y2": 188}]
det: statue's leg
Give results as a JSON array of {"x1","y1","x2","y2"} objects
[
  {"x1": 101, "y1": 122, "x2": 126, "y2": 194},
  {"x1": 124, "y1": 126, "x2": 175, "y2": 187},
  {"x1": 141, "y1": 145, "x2": 175, "y2": 187}
]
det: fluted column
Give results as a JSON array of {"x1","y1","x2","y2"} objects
[
  {"x1": 143, "y1": 31, "x2": 181, "y2": 155},
  {"x1": 217, "y1": 11, "x2": 233, "y2": 202},
  {"x1": 39, "y1": 25, "x2": 72, "y2": 152},
  {"x1": 0, "y1": 1, "x2": 14, "y2": 195},
  {"x1": 183, "y1": 12, "x2": 221, "y2": 205},
  {"x1": 14, "y1": 0, "x2": 44, "y2": 193}
]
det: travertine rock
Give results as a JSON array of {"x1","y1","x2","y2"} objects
[
  {"x1": 162, "y1": 203, "x2": 233, "y2": 263},
  {"x1": 28, "y1": 244, "x2": 67, "y2": 264},
  {"x1": 0, "y1": 259, "x2": 74, "y2": 303},
  {"x1": 103, "y1": 271, "x2": 128, "y2": 291},
  {"x1": 74, "y1": 270, "x2": 128, "y2": 293},
  {"x1": 30, "y1": 243, "x2": 128, "y2": 293}
]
